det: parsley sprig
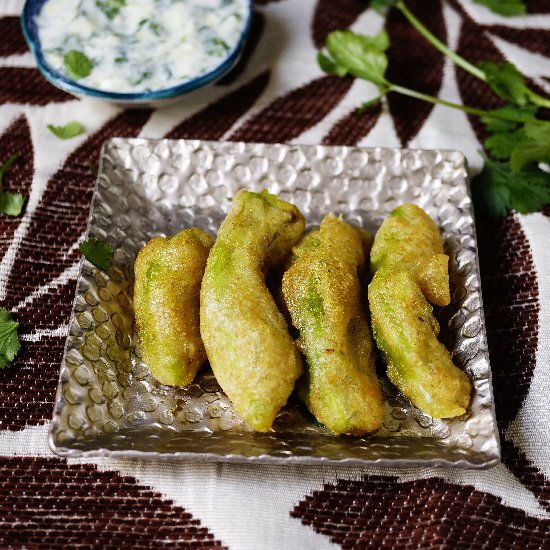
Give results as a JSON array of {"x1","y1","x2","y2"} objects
[
  {"x1": 318, "y1": 0, "x2": 550, "y2": 217},
  {"x1": 0, "y1": 154, "x2": 26, "y2": 217},
  {"x1": 0, "y1": 308, "x2": 21, "y2": 369}
]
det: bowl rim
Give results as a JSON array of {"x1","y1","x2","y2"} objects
[{"x1": 21, "y1": 0, "x2": 254, "y2": 102}]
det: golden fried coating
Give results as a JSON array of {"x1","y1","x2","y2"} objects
[
  {"x1": 134, "y1": 227, "x2": 213, "y2": 387},
  {"x1": 370, "y1": 203, "x2": 450, "y2": 306},
  {"x1": 282, "y1": 215, "x2": 383, "y2": 435},
  {"x1": 369, "y1": 270, "x2": 471, "y2": 418},
  {"x1": 368, "y1": 203, "x2": 472, "y2": 418},
  {"x1": 200, "y1": 190, "x2": 305, "y2": 432}
]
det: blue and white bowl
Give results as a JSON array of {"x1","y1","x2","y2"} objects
[{"x1": 21, "y1": 0, "x2": 253, "y2": 107}]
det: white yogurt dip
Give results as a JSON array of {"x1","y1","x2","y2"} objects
[{"x1": 36, "y1": 0, "x2": 248, "y2": 93}]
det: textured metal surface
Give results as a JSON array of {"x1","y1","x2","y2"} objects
[{"x1": 49, "y1": 138, "x2": 500, "y2": 468}]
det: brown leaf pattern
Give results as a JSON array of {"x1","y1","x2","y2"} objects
[
  {"x1": 385, "y1": 0, "x2": 446, "y2": 146},
  {"x1": 0, "y1": 116, "x2": 33, "y2": 259},
  {"x1": 229, "y1": 75, "x2": 354, "y2": 142},
  {"x1": 166, "y1": 71, "x2": 269, "y2": 140},
  {"x1": 0, "y1": 68, "x2": 74, "y2": 105},
  {"x1": 486, "y1": 25, "x2": 550, "y2": 58},
  {"x1": 312, "y1": 0, "x2": 370, "y2": 48},
  {"x1": 322, "y1": 102, "x2": 382, "y2": 145},
  {"x1": 3, "y1": 110, "x2": 152, "y2": 311},
  {"x1": 0, "y1": 337, "x2": 66, "y2": 430},
  {"x1": 292, "y1": 476, "x2": 550, "y2": 548},
  {"x1": 0, "y1": 16, "x2": 28, "y2": 57},
  {"x1": 0, "y1": 457, "x2": 225, "y2": 548}
]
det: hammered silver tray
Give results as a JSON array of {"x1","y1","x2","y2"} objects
[{"x1": 49, "y1": 138, "x2": 500, "y2": 468}]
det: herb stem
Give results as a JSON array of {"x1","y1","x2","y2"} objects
[
  {"x1": 396, "y1": 0, "x2": 550, "y2": 109},
  {"x1": 389, "y1": 84, "x2": 533, "y2": 122},
  {"x1": 526, "y1": 88, "x2": 550, "y2": 109},
  {"x1": 395, "y1": 0, "x2": 486, "y2": 82}
]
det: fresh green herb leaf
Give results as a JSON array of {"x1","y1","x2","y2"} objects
[
  {"x1": 480, "y1": 61, "x2": 528, "y2": 106},
  {"x1": 0, "y1": 308, "x2": 20, "y2": 369},
  {"x1": 510, "y1": 122, "x2": 550, "y2": 172},
  {"x1": 0, "y1": 192, "x2": 25, "y2": 216},
  {"x1": 324, "y1": 30, "x2": 389, "y2": 86},
  {"x1": 0, "y1": 154, "x2": 25, "y2": 217},
  {"x1": 88, "y1": 165, "x2": 99, "y2": 175},
  {"x1": 64, "y1": 50, "x2": 93, "y2": 80},
  {"x1": 47, "y1": 121, "x2": 85, "y2": 140},
  {"x1": 370, "y1": 0, "x2": 397, "y2": 13},
  {"x1": 481, "y1": 105, "x2": 537, "y2": 134},
  {"x1": 96, "y1": 0, "x2": 126, "y2": 20},
  {"x1": 115, "y1": 56, "x2": 127, "y2": 64},
  {"x1": 473, "y1": 0, "x2": 526, "y2": 16},
  {"x1": 80, "y1": 238, "x2": 114, "y2": 270},
  {"x1": 473, "y1": 158, "x2": 550, "y2": 217},
  {"x1": 317, "y1": 51, "x2": 348, "y2": 77},
  {"x1": 484, "y1": 127, "x2": 526, "y2": 159}
]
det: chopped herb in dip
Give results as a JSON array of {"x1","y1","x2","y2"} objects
[{"x1": 36, "y1": 0, "x2": 248, "y2": 93}]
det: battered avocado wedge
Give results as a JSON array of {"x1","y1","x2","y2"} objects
[
  {"x1": 370, "y1": 202, "x2": 450, "y2": 306},
  {"x1": 134, "y1": 227, "x2": 213, "y2": 387},
  {"x1": 200, "y1": 190, "x2": 305, "y2": 432},
  {"x1": 368, "y1": 204, "x2": 472, "y2": 418},
  {"x1": 282, "y1": 215, "x2": 383, "y2": 435}
]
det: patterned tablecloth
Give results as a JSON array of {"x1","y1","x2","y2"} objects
[{"x1": 1, "y1": 0, "x2": 550, "y2": 548}]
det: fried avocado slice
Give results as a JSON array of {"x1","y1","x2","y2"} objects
[
  {"x1": 134, "y1": 227, "x2": 213, "y2": 387},
  {"x1": 282, "y1": 215, "x2": 383, "y2": 435},
  {"x1": 370, "y1": 203, "x2": 450, "y2": 306},
  {"x1": 368, "y1": 270, "x2": 471, "y2": 418},
  {"x1": 200, "y1": 190, "x2": 305, "y2": 432}
]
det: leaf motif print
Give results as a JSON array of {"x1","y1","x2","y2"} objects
[
  {"x1": 229, "y1": 75, "x2": 354, "y2": 143},
  {"x1": 476, "y1": 213, "x2": 539, "y2": 429},
  {"x1": 0, "y1": 116, "x2": 33, "y2": 260},
  {"x1": 166, "y1": 71, "x2": 270, "y2": 139},
  {"x1": 322, "y1": 101, "x2": 382, "y2": 145},
  {"x1": 292, "y1": 476, "x2": 550, "y2": 548},
  {"x1": 0, "y1": 17, "x2": 28, "y2": 57},
  {"x1": 486, "y1": 26, "x2": 550, "y2": 59},
  {"x1": 0, "y1": 68, "x2": 74, "y2": 106},
  {"x1": 0, "y1": 457, "x2": 226, "y2": 548},
  {"x1": 312, "y1": 0, "x2": 370, "y2": 48},
  {"x1": 3, "y1": 110, "x2": 152, "y2": 311},
  {"x1": 0, "y1": 337, "x2": 66, "y2": 430},
  {"x1": 385, "y1": 0, "x2": 446, "y2": 146}
]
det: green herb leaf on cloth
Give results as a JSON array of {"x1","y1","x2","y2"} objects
[
  {"x1": 473, "y1": 158, "x2": 550, "y2": 217},
  {"x1": 480, "y1": 61, "x2": 529, "y2": 106},
  {"x1": 80, "y1": 238, "x2": 114, "y2": 270},
  {"x1": 0, "y1": 154, "x2": 25, "y2": 217},
  {"x1": 324, "y1": 30, "x2": 389, "y2": 86},
  {"x1": 47, "y1": 121, "x2": 85, "y2": 140},
  {"x1": 0, "y1": 308, "x2": 21, "y2": 369},
  {"x1": 510, "y1": 122, "x2": 550, "y2": 172}
]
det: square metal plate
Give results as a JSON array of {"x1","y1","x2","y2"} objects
[{"x1": 49, "y1": 138, "x2": 500, "y2": 468}]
